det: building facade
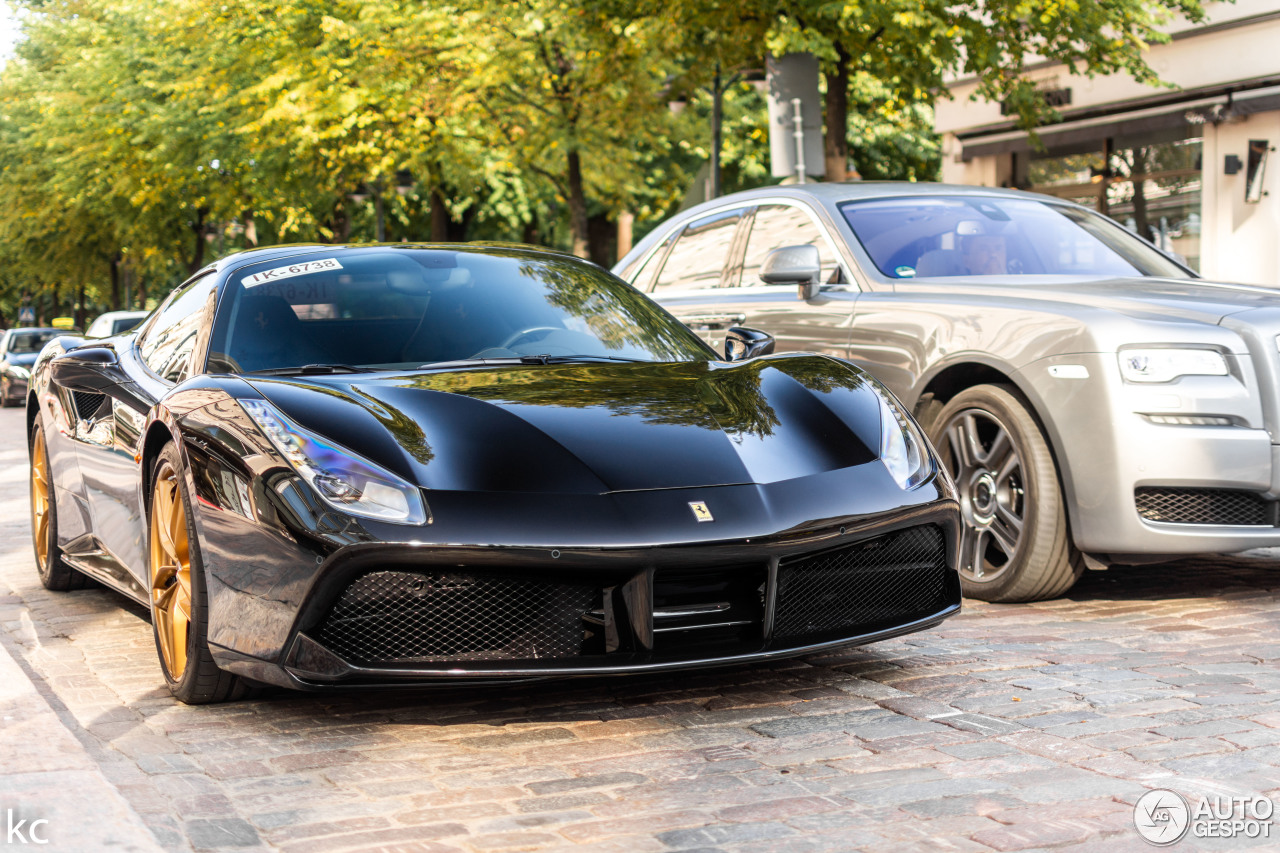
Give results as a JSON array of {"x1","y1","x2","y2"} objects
[{"x1": 936, "y1": 0, "x2": 1280, "y2": 285}]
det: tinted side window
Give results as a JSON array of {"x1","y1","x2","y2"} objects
[
  {"x1": 650, "y1": 210, "x2": 742, "y2": 294},
  {"x1": 629, "y1": 230, "x2": 677, "y2": 293},
  {"x1": 138, "y1": 275, "x2": 216, "y2": 382},
  {"x1": 741, "y1": 205, "x2": 840, "y2": 286}
]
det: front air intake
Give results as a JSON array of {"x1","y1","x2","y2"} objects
[
  {"x1": 316, "y1": 570, "x2": 599, "y2": 664},
  {"x1": 773, "y1": 524, "x2": 953, "y2": 643}
]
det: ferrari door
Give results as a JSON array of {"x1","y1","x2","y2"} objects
[{"x1": 71, "y1": 274, "x2": 215, "y2": 588}]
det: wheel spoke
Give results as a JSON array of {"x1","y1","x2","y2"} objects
[
  {"x1": 979, "y1": 427, "x2": 1011, "y2": 471},
  {"x1": 995, "y1": 500, "x2": 1023, "y2": 534},
  {"x1": 995, "y1": 448, "x2": 1020, "y2": 485},
  {"x1": 968, "y1": 528, "x2": 987, "y2": 579},
  {"x1": 156, "y1": 480, "x2": 179, "y2": 558},
  {"x1": 988, "y1": 515, "x2": 1019, "y2": 557},
  {"x1": 946, "y1": 421, "x2": 976, "y2": 471}
]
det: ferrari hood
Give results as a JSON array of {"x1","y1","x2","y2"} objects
[{"x1": 246, "y1": 355, "x2": 883, "y2": 494}]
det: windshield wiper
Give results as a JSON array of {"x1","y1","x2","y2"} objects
[
  {"x1": 417, "y1": 354, "x2": 647, "y2": 369},
  {"x1": 247, "y1": 364, "x2": 376, "y2": 376},
  {"x1": 535, "y1": 354, "x2": 647, "y2": 364}
]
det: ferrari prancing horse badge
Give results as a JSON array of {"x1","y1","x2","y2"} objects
[{"x1": 689, "y1": 501, "x2": 713, "y2": 522}]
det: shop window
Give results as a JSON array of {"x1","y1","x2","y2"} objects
[{"x1": 1021, "y1": 129, "x2": 1202, "y2": 271}]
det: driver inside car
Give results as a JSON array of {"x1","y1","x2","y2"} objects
[{"x1": 961, "y1": 233, "x2": 1009, "y2": 276}]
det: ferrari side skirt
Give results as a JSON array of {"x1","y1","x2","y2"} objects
[{"x1": 60, "y1": 533, "x2": 148, "y2": 605}]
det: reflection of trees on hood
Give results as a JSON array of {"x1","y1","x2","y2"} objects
[
  {"x1": 262, "y1": 379, "x2": 436, "y2": 465},
  {"x1": 517, "y1": 260, "x2": 704, "y2": 361},
  {"x1": 348, "y1": 387, "x2": 435, "y2": 464},
  {"x1": 401, "y1": 359, "x2": 786, "y2": 439},
  {"x1": 772, "y1": 358, "x2": 870, "y2": 396}
]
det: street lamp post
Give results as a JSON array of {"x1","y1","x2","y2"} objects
[{"x1": 669, "y1": 65, "x2": 765, "y2": 201}]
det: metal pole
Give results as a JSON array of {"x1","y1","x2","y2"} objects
[
  {"x1": 792, "y1": 97, "x2": 806, "y2": 184},
  {"x1": 711, "y1": 63, "x2": 723, "y2": 199}
]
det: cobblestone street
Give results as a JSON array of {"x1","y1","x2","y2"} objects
[{"x1": 2, "y1": 405, "x2": 1280, "y2": 852}]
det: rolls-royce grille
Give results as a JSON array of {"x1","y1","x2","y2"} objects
[
  {"x1": 317, "y1": 570, "x2": 599, "y2": 664},
  {"x1": 1135, "y1": 487, "x2": 1270, "y2": 526},
  {"x1": 773, "y1": 524, "x2": 951, "y2": 642}
]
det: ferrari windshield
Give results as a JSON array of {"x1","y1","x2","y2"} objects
[
  {"x1": 841, "y1": 196, "x2": 1191, "y2": 280},
  {"x1": 207, "y1": 247, "x2": 712, "y2": 374}
]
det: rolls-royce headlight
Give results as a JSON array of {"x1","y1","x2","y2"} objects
[
  {"x1": 239, "y1": 398, "x2": 427, "y2": 524},
  {"x1": 873, "y1": 385, "x2": 932, "y2": 490},
  {"x1": 1118, "y1": 348, "x2": 1228, "y2": 383}
]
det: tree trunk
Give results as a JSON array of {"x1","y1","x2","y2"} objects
[
  {"x1": 430, "y1": 189, "x2": 452, "y2": 242},
  {"x1": 587, "y1": 212, "x2": 614, "y2": 267},
  {"x1": 823, "y1": 43, "x2": 851, "y2": 183},
  {"x1": 189, "y1": 208, "x2": 207, "y2": 274},
  {"x1": 567, "y1": 150, "x2": 589, "y2": 259},
  {"x1": 1130, "y1": 147, "x2": 1150, "y2": 242},
  {"x1": 75, "y1": 282, "x2": 86, "y2": 330},
  {"x1": 521, "y1": 215, "x2": 539, "y2": 245},
  {"x1": 109, "y1": 253, "x2": 121, "y2": 311},
  {"x1": 243, "y1": 211, "x2": 258, "y2": 247},
  {"x1": 616, "y1": 211, "x2": 634, "y2": 259}
]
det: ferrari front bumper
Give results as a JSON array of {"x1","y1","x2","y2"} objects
[{"x1": 210, "y1": 500, "x2": 961, "y2": 688}]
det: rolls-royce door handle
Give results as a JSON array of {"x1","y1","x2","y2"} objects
[{"x1": 682, "y1": 314, "x2": 747, "y2": 331}]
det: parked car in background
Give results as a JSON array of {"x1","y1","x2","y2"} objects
[
  {"x1": 86, "y1": 310, "x2": 149, "y2": 338},
  {"x1": 0, "y1": 327, "x2": 62, "y2": 407},
  {"x1": 27, "y1": 242, "x2": 960, "y2": 703},
  {"x1": 616, "y1": 183, "x2": 1280, "y2": 602}
]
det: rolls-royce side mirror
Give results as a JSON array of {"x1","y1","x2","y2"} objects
[
  {"x1": 760, "y1": 245, "x2": 821, "y2": 301},
  {"x1": 50, "y1": 347, "x2": 126, "y2": 393},
  {"x1": 724, "y1": 327, "x2": 775, "y2": 361}
]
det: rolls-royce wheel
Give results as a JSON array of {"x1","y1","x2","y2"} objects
[{"x1": 930, "y1": 384, "x2": 1083, "y2": 602}]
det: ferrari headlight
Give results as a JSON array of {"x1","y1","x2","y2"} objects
[
  {"x1": 239, "y1": 398, "x2": 427, "y2": 525},
  {"x1": 9, "y1": 366, "x2": 29, "y2": 380},
  {"x1": 874, "y1": 385, "x2": 932, "y2": 490},
  {"x1": 1118, "y1": 348, "x2": 1228, "y2": 383}
]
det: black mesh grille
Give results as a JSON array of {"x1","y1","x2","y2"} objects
[
  {"x1": 316, "y1": 570, "x2": 598, "y2": 664},
  {"x1": 773, "y1": 525, "x2": 951, "y2": 643},
  {"x1": 72, "y1": 390, "x2": 106, "y2": 420},
  {"x1": 1135, "y1": 488, "x2": 1270, "y2": 526}
]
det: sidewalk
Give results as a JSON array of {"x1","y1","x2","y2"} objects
[{"x1": 0, "y1": 595, "x2": 163, "y2": 851}]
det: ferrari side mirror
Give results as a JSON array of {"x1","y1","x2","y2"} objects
[
  {"x1": 760, "y1": 245, "x2": 821, "y2": 301},
  {"x1": 50, "y1": 347, "x2": 126, "y2": 393},
  {"x1": 724, "y1": 327, "x2": 775, "y2": 361}
]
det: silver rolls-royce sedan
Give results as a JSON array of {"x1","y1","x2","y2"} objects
[{"x1": 615, "y1": 183, "x2": 1280, "y2": 602}]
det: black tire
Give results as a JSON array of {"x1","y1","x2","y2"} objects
[
  {"x1": 927, "y1": 384, "x2": 1083, "y2": 602},
  {"x1": 1, "y1": 377, "x2": 17, "y2": 408},
  {"x1": 30, "y1": 414, "x2": 88, "y2": 591},
  {"x1": 147, "y1": 442, "x2": 246, "y2": 704}
]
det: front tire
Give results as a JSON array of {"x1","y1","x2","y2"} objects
[
  {"x1": 148, "y1": 443, "x2": 245, "y2": 704},
  {"x1": 928, "y1": 384, "x2": 1083, "y2": 602},
  {"x1": 30, "y1": 414, "x2": 87, "y2": 590}
]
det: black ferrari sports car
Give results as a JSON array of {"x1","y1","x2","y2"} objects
[{"x1": 27, "y1": 243, "x2": 961, "y2": 703}]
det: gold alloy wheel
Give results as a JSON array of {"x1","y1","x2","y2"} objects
[
  {"x1": 30, "y1": 434, "x2": 50, "y2": 570},
  {"x1": 149, "y1": 463, "x2": 192, "y2": 680}
]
